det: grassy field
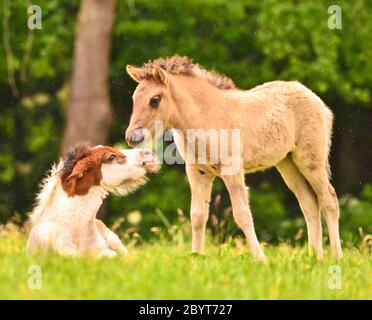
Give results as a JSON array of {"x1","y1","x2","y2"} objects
[{"x1": 0, "y1": 233, "x2": 371, "y2": 300}]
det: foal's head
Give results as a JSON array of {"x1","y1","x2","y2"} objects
[
  {"x1": 61, "y1": 145, "x2": 158, "y2": 197},
  {"x1": 125, "y1": 64, "x2": 174, "y2": 146},
  {"x1": 125, "y1": 55, "x2": 236, "y2": 146}
]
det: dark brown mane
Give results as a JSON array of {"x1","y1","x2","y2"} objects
[
  {"x1": 61, "y1": 144, "x2": 91, "y2": 178},
  {"x1": 136, "y1": 55, "x2": 236, "y2": 90},
  {"x1": 60, "y1": 144, "x2": 126, "y2": 197}
]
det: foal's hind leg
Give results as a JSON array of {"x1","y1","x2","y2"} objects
[
  {"x1": 292, "y1": 153, "x2": 342, "y2": 259},
  {"x1": 276, "y1": 156, "x2": 323, "y2": 259}
]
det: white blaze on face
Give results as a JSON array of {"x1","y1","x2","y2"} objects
[
  {"x1": 121, "y1": 148, "x2": 159, "y2": 172},
  {"x1": 99, "y1": 148, "x2": 159, "y2": 196},
  {"x1": 100, "y1": 149, "x2": 147, "y2": 189}
]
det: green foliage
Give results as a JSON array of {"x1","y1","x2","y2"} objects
[
  {"x1": 107, "y1": 165, "x2": 191, "y2": 242},
  {"x1": 0, "y1": 0, "x2": 371, "y2": 245},
  {"x1": 114, "y1": 0, "x2": 372, "y2": 103},
  {"x1": 0, "y1": 0, "x2": 78, "y2": 219},
  {"x1": 256, "y1": 0, "x2": 372, "y2": 103},
  {"x1": 339, "y1": 184, "x2": 372, "y2": 244}
]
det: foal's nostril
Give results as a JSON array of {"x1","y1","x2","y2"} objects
[
  {"x1": 127, "y1": 127, "x2": 145, "y2": 146},
  {"x1": 132, "y1": 133, "x2": 144, "y2": 143},
  {"x1": 144, "y1": 150, "x2": 151, "y2": 156}
]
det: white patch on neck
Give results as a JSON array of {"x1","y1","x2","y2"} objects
[{"x1": 29, "y1": 161, "x2": 108, "y2": 226}]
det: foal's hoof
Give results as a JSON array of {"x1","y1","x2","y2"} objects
[
  {"x1": 254, "y1": 253, "x2": 268, "y2": 263},
  {"x1": 98, "y1": 249, "x2": 117, "y2": 258},
  {"x1": 333, "y1": 252, "x2": 343, "y2": 261},
  {"x1": 190, "y1": 252, "x2": 204, "y2": 257},
  {"x1": 118, "y1": 246, "x2": 129, "y2": 256}
]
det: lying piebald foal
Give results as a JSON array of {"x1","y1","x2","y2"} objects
[{"x1": 27, "y1": 145, "x2": 158, "y2": 257}]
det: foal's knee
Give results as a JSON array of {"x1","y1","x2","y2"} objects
[{"x1": 190, "y1": 210, "x2": 207, "y2": 230}]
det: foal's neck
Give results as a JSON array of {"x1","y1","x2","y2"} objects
[
  {"x1": 168, "y1": 75, "x2": 231, "y2": 132},
  {"x1": 48, "y1": 184, "x2": 108, "y2": 223}
]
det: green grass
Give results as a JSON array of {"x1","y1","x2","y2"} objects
[{"x1": 0, "y1": 235, "x2": 371, "y2": 299}]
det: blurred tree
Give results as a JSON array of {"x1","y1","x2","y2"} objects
[
  {"x1": 61, "y1": 0, "x2": 116, "y2": 153},
  {"x1": 0, "y1": 0, "x2": 79, "y2": 220}
]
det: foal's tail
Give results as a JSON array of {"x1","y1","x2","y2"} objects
[{"x1": 323, "y1": 105, "x2": 334, "y2": 180}]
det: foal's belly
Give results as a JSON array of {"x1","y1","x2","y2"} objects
[
  {"x1": 242, "y1": 125, "x2": 295, "y2": 173},
  {"x1": 243, "y1": 152, "x2": 288, "y2": 173}
]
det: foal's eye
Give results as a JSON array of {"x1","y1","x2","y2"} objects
[
  {"x1": 149, "y1": 95, "x2": 161, "y2": 108},
  {"x1": 108, "y1": 154, "x2": 116, "y2": 161}
]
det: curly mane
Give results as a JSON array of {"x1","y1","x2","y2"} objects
[
  {"x1": 60, "y1": 144, "x2": 91, "y2": 179},
  {"x1": 136, "y1": 55, "x2": 236, "y2": 90}
]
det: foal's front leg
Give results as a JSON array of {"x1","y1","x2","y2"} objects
[
  {"x1": 186, "y1": 164, "x2": 215, "y2": 254},
  {"x1": 95, "y1": 219, "x2": 129, "y2": 256},
  {"x1": 222, "y1": 171, "x2": 267, "y2": 261}
]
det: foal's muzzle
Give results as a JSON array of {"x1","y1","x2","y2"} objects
[{"x1": 126, "y1": 127, "x2": 145, "y2": 147}]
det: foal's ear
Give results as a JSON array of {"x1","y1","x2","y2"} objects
[
  {"x1": 152, "y1": 65, "x2": 167, "y2": 85},
  {"x1": 126, "y1": 65, "x2": 142, "y2": 83},
  {"x1": 64, "y1": 162, "x2": 86, "y2": 195},
  {"x1": 63, "y1": 161, "x2": 94, "y2": 197}
]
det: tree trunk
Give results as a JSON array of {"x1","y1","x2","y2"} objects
[{"x1": 61, "y1": 0, "x2": 116, "y2": 154}]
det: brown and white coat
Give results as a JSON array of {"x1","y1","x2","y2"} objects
[{"x1": 27, "y1": 145, "x2": 158, "y2": 257}]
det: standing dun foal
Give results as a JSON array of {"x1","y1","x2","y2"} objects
[{"x1": 125, "y1": 55, "x2": 342, "y2": 261}]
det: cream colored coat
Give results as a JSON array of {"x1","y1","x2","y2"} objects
[{"x1": 126, "y1": 56, "x2": 342, "y2": 261}]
